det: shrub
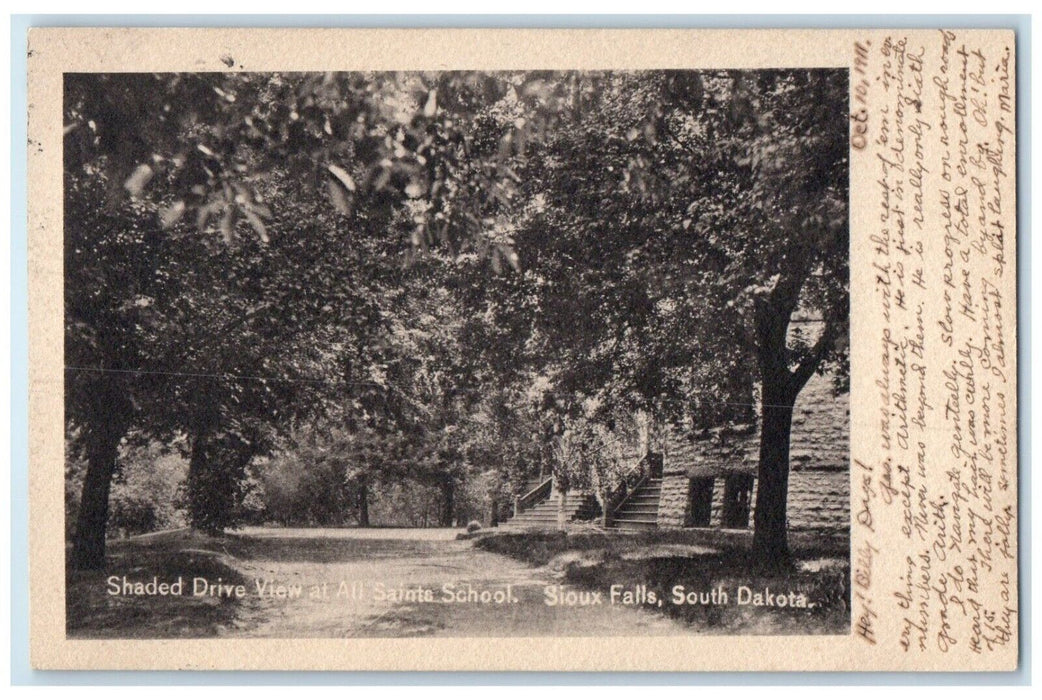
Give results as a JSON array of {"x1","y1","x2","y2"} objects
[
  {"x1": 65, "y1": 433, "x2": 88, "y2": 539},
  {"x1": 466, "y1": 520, "x2": 482, "y2": 533},
  {"x1": 108, "y1": 441, "x2": 189, "y2": 537},
  {"x1": 65, "y1": 434, "x2": 189, "y2": 540}
]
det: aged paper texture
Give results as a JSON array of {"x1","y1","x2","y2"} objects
[{"x1": 27, "y1": 27, "x2": 1017, "y2": 671}]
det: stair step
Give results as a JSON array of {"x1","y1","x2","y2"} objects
[
  {"x1": 608, "y1": 474, "x2": 663, "y2": 531},
  {"x1": 613, "y1": 520, "x2": 658, "y2": 529},
  {"x1": 503, "y1": 490, "x2": 601, "y2": 527},
  {"x1": 517, "y1": 510, "x2": 585, "y2": 516}
]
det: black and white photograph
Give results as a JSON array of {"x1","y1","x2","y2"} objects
[{"x1": 62, "y1": 68, "x2": 850, "y2": 639}]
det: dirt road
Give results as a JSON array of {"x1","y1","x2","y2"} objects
[{"x1": 220, "y1": 527, "x2": 682, "y2": 637}]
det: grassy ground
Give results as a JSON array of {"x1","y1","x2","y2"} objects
[
  {"x1": 68, "y1": 526, "x2": 849, "y2": 638},
  {"x1": 66, "y1": 530, "x2": 248, "y2": 638},
  {"x1": 68, "y1": 527, "x2": 687, "y2": 638},
  {"x1": 475, "y1": 528, "x2": 850, "y2": 635},
  {"x1": 66, "y1": 528, "x2": 458, "y2": 638}
]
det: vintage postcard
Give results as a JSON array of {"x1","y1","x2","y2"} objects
[{"x1": 26, "y1": 27, "x2": 1018, "y2": 671}]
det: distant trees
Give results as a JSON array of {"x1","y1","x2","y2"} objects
[
  {"x1": 256, "y1": 424, "x2": 397, "y2": 527},
  {"x1": 64, "y1": 69, "x2": 846, "y2": 570}
]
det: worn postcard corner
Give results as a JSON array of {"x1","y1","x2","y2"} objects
[{"x1": 26, "y1": 26, "x2": 1017, "y2": 672}]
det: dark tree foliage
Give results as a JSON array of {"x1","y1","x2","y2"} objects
[{"x1": 64, "y1": 69, "x2": 847, "y2": 569}]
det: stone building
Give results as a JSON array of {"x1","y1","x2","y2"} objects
[
  {"x1": 648, "y1": 369, "x2": 849, "y2": 533},
  {"x1": 503, "y1": 368, "x2": 849, "y2": 533}
]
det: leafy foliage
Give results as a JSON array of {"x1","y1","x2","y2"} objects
[
  {"x1": 64, "y1": 69, "x2": 847, "y2": 566},
  {"x1": 65, "y1": 436, "x2": 188, "y2": 538}
]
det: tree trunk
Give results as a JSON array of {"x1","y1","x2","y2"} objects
[
  {"x1": 71, "y1": 424, "x2": 125, "y2": 569},
  {"x1": 186, "y1": 429, "x2": 251, "y2": 536},
  {"x1": 751, "y1": 383, "x2": 795, "y2": 567},
  {"x1": 183, "y1": 378, "x2": 242, "y2": 536},
  {"x1": 439, "y1": 477, "x2": 454, "y2": 527},
  {"x1": 750, "y1": 288, "x2": 801, "y2": 570},
  {"x1": 71, "y1": 385, "x2": 132, "y2": 570},
  {"x1": 748, "y1": 262, "x2": 839, "y2": 569},
  {"x1": 187, "y1": 433, "x2": 220, "y2": 535},
  {"x1": 357, "y1": 483, "x2": 370, "y2": 527}
]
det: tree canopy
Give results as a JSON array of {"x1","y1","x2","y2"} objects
[{"x1": 64, "y1": 69, "x2": 848, "y2": 569}]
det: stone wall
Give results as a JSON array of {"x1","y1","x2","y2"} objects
[
  {"x1": 663, "y1": 370, "x2": 849, "y2": 477},
  {"x1": 785, "y1": 469, "x2": 849, "y2": 533},
  {"x1": 789, "y1": 370, "x2": 849, "y2": 472},
  {"x1": 654, "y1": 470, "x2": 850, "y2": 532},
  {"x1": 609, "y1": 340, "x2": 849, "y2": 533},
  {"x1": 657, "y1": 471, "x2": 692, "y2": 528},
  {"x1": 710, "y1": 479, "x2": 725, "y2": 525},
  {"x1": 651, "y1": 368, "x2": 850, "y2": 531}
]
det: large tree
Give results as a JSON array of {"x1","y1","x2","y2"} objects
[
  {"x1": 692, "y1": 71, "x2": 849, "y2": 564},
  {"x1": 64, "y1": 69, "x2": 846, "y2": 570},
  {"x1": 464, "y1": 70, "x2": 848, "y2": 564},
  {"x1": 63, "y1": 163, "x2": 389, "y2": 561}
]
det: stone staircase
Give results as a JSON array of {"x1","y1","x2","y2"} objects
[
  {"x1": 501, "y1": 490, "x2": 601, "y2": 529},
  {"x1": 610, "y1": 477, "x2": 662, "y2": 531}
]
